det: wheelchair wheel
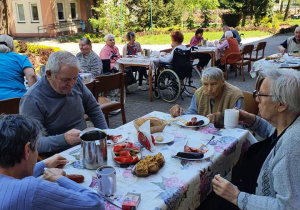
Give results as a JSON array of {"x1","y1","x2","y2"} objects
[
  {"x1": 154, "y1": 89, "x2": 160, "y2": 99},
  {"x1": 183, "y1": 67, "x2": 202, "y2": 97},
  {"x1": 157, "y1": 69, "x2": 181, "y2": 102}
]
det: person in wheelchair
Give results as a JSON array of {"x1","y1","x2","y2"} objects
[
  {"x1": 189, "y1": 28, "x2": 211, "y2": 71},
  {"x1": 100, "y1": 34, "x2": 121, "y2": 71},
  {"x1": 169, "y1": 67, "x2": 244, "y2": 121},
  {"x1": 159, "y1": 31, "x2": 191, "y2": 81},
  {"x1": 122, "y1": 31, "x2": 148, "y2": 91}
]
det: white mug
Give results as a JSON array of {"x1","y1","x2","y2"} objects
[
  {"x1": 224, "y1": 109, "x2": 239, "y2": 129},
  {"x1": 96, "y1": 165, "x2": 116, "y2": 196},
  {"x1": 137, "y1": 52, "x2": 142, "y2": 57}
]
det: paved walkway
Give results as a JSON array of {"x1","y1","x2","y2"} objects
[{"x1": 25, "y1": 34, "x2": 292, "y2": 128}]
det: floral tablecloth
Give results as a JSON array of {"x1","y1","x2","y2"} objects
[
  {"x1": 60, "y1": 111, "x2": 256, "y2": 210},
  {"x1": 250, "y1": 56, "x2": 300, "y2": 78}
]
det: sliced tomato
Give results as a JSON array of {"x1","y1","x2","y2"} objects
[
  {"x1": 113, "y1": 145, "x2": 123, "y2": 152},
  {"x1": 131, "y1": 156, "x2": 139, "y2": 163},
  {"x1": 119, "y1": 150, "x2": 131, "y2": 157},
  {"x1": 114, "y1": 156, "x2": 133, "y2": 163},
  {"x1": 125, "y1": 142, "x2": 139, "y2": 150}
]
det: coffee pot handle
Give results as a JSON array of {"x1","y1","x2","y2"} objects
[{"x1": 108, "y1": 177, "x2": 114, "y2": 195}]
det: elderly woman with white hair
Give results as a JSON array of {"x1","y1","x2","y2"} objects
[
  {"x1": 215, "y1": 31, "x2": 241, "y2": 71},
  {"x1": 99, "y1": 34, "x2": 121, "y2": 70},
  {"x1": 207, "y1": 68, "x2": 300, "y2": 210},
  {"x1": 169, "y1": 67, "x2": 244, "y2": 120},
  {"x1": 0, "y1": 35, "x2": 37, "y2": 100}
]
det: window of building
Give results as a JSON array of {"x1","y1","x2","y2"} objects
[
  {"x1": 57, "y1": 3, "x2": 65, "y2": 21},
  {"x1": 30, "y1": 3, "x2": 39, "y2": 22},
  {"x1": 70, "y1": 3, "x2": 77, "y2": 19},
  {"x1": 16, "y1": 4, "x2": 25, "y2": 22}
]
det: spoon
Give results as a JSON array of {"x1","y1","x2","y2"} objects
[{"x1": 205, "y1": 135, "x2": 215, "y2": 146}]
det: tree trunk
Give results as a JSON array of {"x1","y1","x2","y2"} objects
[
  {"x1": 280, "y1": 0, "x2": 284, "y2": 13},
  {"x1": 283, "y1": 0, "x2": 291, "y2": 21},
  {"x1": 241, "y1": 13, "x2": 246, "y2": 27},
  {"x1": 85, "y1": 0, "x2": 93, "y2": 33}
]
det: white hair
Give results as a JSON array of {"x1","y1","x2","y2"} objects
[
  {"x1": 104, "y1": 34, "x2": 115, "y2": 41},
  {"x1": 0, "y1": 35, "x2": 14, "y2": 53},
  {"x1": 202, "y1": 67, "x2": 224, "y2": 82},
  {"x1": 225, "y1": 31, "x2": 233, "y2": 38},
  {"x1": 45, "y1": 51, "x2": 79, "y2": 75},
  {"x1": 261, "y1": 68, "x2": 300, "y2": 114}
]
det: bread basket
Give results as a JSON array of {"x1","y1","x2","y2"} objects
[{"x1": 134, "y1": 117, "x2": 167, "y2": 134}]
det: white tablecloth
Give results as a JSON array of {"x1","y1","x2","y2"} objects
[
  {"x1": 115, "y1": 57, "x2": 159, "y2": 72},
  {"x1": 60, "y1": 111, "x2": 257, "y2": 210}
]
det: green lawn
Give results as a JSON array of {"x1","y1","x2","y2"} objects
[{"x1": 60, "y1": 30, "x2": 271, "y2": 45}]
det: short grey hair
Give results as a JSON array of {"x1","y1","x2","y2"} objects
[
  {"x1": 45, "y1": 51, "x2": 79, "y2": 75},
  {"x1": 225, "y1": 31, "x2": 233, "y2": 38},
  {"x1": 201, "y1": 67, "x2": 224, "y2": 81},
  {"x1": 222, "y1": 25, "x2": 230, "y2": 31},
  {"x1": 105, "y1": 34, "x2": 115, "y2": 41},
  {"x1": 0, "y1": 35, "x2": 14, "y2": 53},
  {"x1": 261, "y1": 68, "x2": 300, "y2": 114}
]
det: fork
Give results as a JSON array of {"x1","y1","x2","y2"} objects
[{"x1": 205, "y1": 135, "x2": 215, "y2": 146}]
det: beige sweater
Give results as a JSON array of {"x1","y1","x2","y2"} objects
[
  {"x1": 286, "y1": 36, "x2": 300, "y2": 53},
  {"x1": 195, "y1": 82, "x2": 244, "y2": 116}
]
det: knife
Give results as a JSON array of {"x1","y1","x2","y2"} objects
[{"x1": 99, "y1": 193, "x2": 122, "y2": 208}]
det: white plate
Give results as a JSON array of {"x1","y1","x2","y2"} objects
[
  {"x1": 175, "y1": 115, "x2": 210, "y2": 128},
  {"x1": 175, "y1": 144, "x2": 215, "y2": 160},
  {"x1": 103, "y1": 129, "x2": 128, "y2": 145},
  {"x1": 111, "y1": 147, "x2": 141, "y2": 164},
  {"x1": 152, "y1": 132, "x2": 175, "y2": 144}
]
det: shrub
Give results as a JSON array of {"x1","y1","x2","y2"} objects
[
  {"x1": 221, "y1": 13, "x2": 242, "y2": 27},
  {"x1": 279, "y1": 24, "x2": 299, "y2": 34},
  {"x1": 39, "y1": 49, "x2": 54, "y2": 65},
  {"x1": 18, "y1": 40, "x2": 27, "y2": 53},
  {"x1": 26, "y1": 52, "x2": 37, "y2": 68}
]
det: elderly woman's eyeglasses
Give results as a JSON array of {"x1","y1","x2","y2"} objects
[{"x1": 253, "y1": 90, "x2": 273, "y2": 102}]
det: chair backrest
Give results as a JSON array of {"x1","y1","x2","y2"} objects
[
  {"x1": 101, "y1": 59, "x2": 111, "y2": 74},
  {"x1": 94, "y1": 73, "x2": 126, "y2": 103},
  {"x1": 254, "y1": 42, "x2": 267, "y2": 60},
  {"x1": 172, "y1": 48, "x2": 192, "y2": 79},
  {"x1": 242, "y1": 91, "x2": 259, "y2": 115},
  {"x1": 241, "y1": 44, "x2": 254, "y2": 57},
  {"x1": 0, "y1": 97, "x2": 21, "y2": 114},
  {"x1": 85, "y1": 80, "x2": 98, "y2": 101}
]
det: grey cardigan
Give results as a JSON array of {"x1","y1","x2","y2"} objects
[{"x1": 238, "y1": 116, "x2": 300, "y2": 209}]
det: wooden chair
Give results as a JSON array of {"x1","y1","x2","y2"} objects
[
  {"x1": 225, "y1": 44, "x2": 254, "y2": 81},
  {"x1": 246, "y1": 41, "x2": 267, "y2": 62},
  {"x1": 84, "y1": 80, "x2": 97, "y2": 121},
  {"x1": 0, "y1": 97, "x2": 21, "y2": 114},
  {"x1": 242, "y1": 91, "x2": 259, "y2": 115},
  {"x1": 94, "y1": 73, "x2": 126, "y2": 127}
]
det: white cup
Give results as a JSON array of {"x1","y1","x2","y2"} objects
[
  {"x1": 96, "y1": 165, "x2": 116, "y2": 196},
  {"x1": 137, "y1": 52, "x2": 142, "y2": 57},
  {"x1": 224, "y1": 109, "x2": 239, "y2": 129}
]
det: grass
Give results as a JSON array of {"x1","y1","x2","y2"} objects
[{"x1": 59, "y1": 30, "x2": 271, "y2": 45}]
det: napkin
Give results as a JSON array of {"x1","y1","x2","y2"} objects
[{"x1": 138, "y1": 120, "x2": 155, "y2": 152}]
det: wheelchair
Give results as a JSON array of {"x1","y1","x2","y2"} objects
[{"x1": 154, "y1": 48, "x2": 202, "y2": 102}]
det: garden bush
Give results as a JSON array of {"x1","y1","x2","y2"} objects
[
  {"x1": 39, "y1": 49, "x2": 54, "y2": 65},
  {"x1": 17, "y1": 40, "x2": 27, "y2": 53},
  {"x1": 221, "y1": 13, "x2": 242, "y2": 27}
]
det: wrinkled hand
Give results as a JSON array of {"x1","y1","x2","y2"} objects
[
  {"x1": 43, "y1": 168, "x2": 66, "y2": 182},
  {"x1": 212, "y1": 174, "x2": 240, "y2": 206},
  {"x1": 169, "y1": 105, "x2": 183, "y2": 117},
  {"x1": 44, "y1": 154, "x2": 69, "y2": 169},
  {"x1": 64, "y1": 129, "x2": 81, "y2": 146},
  {"x1": 234, "y1": 108, "x2": 256, "y2": 127}
]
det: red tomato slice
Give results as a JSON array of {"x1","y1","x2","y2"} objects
[
  {"x1": 113, "y1": 145, "x2": 123, "y2": 152},
  {"x1": 119, "y1": 150, "x2": 131, "y2": 157},
  {"x1": 114, "y1": 156, "x2": 133, "y2": 164},
  {"x1": 131, "y1": 156, "x2": 139, "y2": 163}
]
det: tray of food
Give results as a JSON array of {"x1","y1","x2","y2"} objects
[
  {"x1": 112, "y1": 142, "x2": 141, "y2": 164},
  {"x1": 132, "y1": 153, "x2": 165, "y2": 177},
  {"x1": 104, "y1": 129, "x2": 128, "y2": 145},
  {"x1": 174, "y1": 115, "x2": 210, "y2": 128}
]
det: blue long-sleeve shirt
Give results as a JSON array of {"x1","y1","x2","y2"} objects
[{"x1": 0, "y1": 162, "x2": 105, "y2": 210}]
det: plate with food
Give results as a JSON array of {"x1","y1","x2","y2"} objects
[
  {"x1": 112, "y1": 142, "x2": 141, "y2": 164},
  {"x1": 152, "y1": 132, "x2": 175, "y2": 144},
  {"x1": 131, "y1": 153, "x2": 165, "y2": 177},
  {"x1": 173, "y1": 140, "x2": 214, "y2": 160},
  {"x1": 174, "y1": 115, "x2": 210, "y2": 128},
  {"x1": 104, "y1": 129, "x2": 128, "y2": 145}
]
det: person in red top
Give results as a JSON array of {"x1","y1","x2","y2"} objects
[
  {"x1": 215, "y1": 31, "x2": 241, "y2": 71},
  {"x1": 189, "y1": 28, "x2": 211, "y2": 71}
]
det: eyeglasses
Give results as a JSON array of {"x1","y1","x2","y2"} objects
[{"x1": 253, "y1": 90, "x2": 273, "y2": 102}]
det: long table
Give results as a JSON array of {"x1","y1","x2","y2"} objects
[
  {"x1": 60, "y1": 111, "x2": 256, "y2": 210},
  {"x1": 191, "y1": 46, "x2": 216, "y2": 67},
  {"x1": 116, "y1": 57, "x2": 159, "y2": 102}
]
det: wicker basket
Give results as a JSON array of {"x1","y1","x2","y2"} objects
[{"x1": 134, "y1": 117, "x2": 167, "y2": 134}]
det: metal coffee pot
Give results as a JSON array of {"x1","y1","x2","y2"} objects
[{"x1": 80, "y1": 128, "x2": 107, "y2": 169}]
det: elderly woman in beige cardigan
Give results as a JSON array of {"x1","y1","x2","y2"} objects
[{"x1": 169, "y1": 67, "x2": 244, "y2": 122}]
